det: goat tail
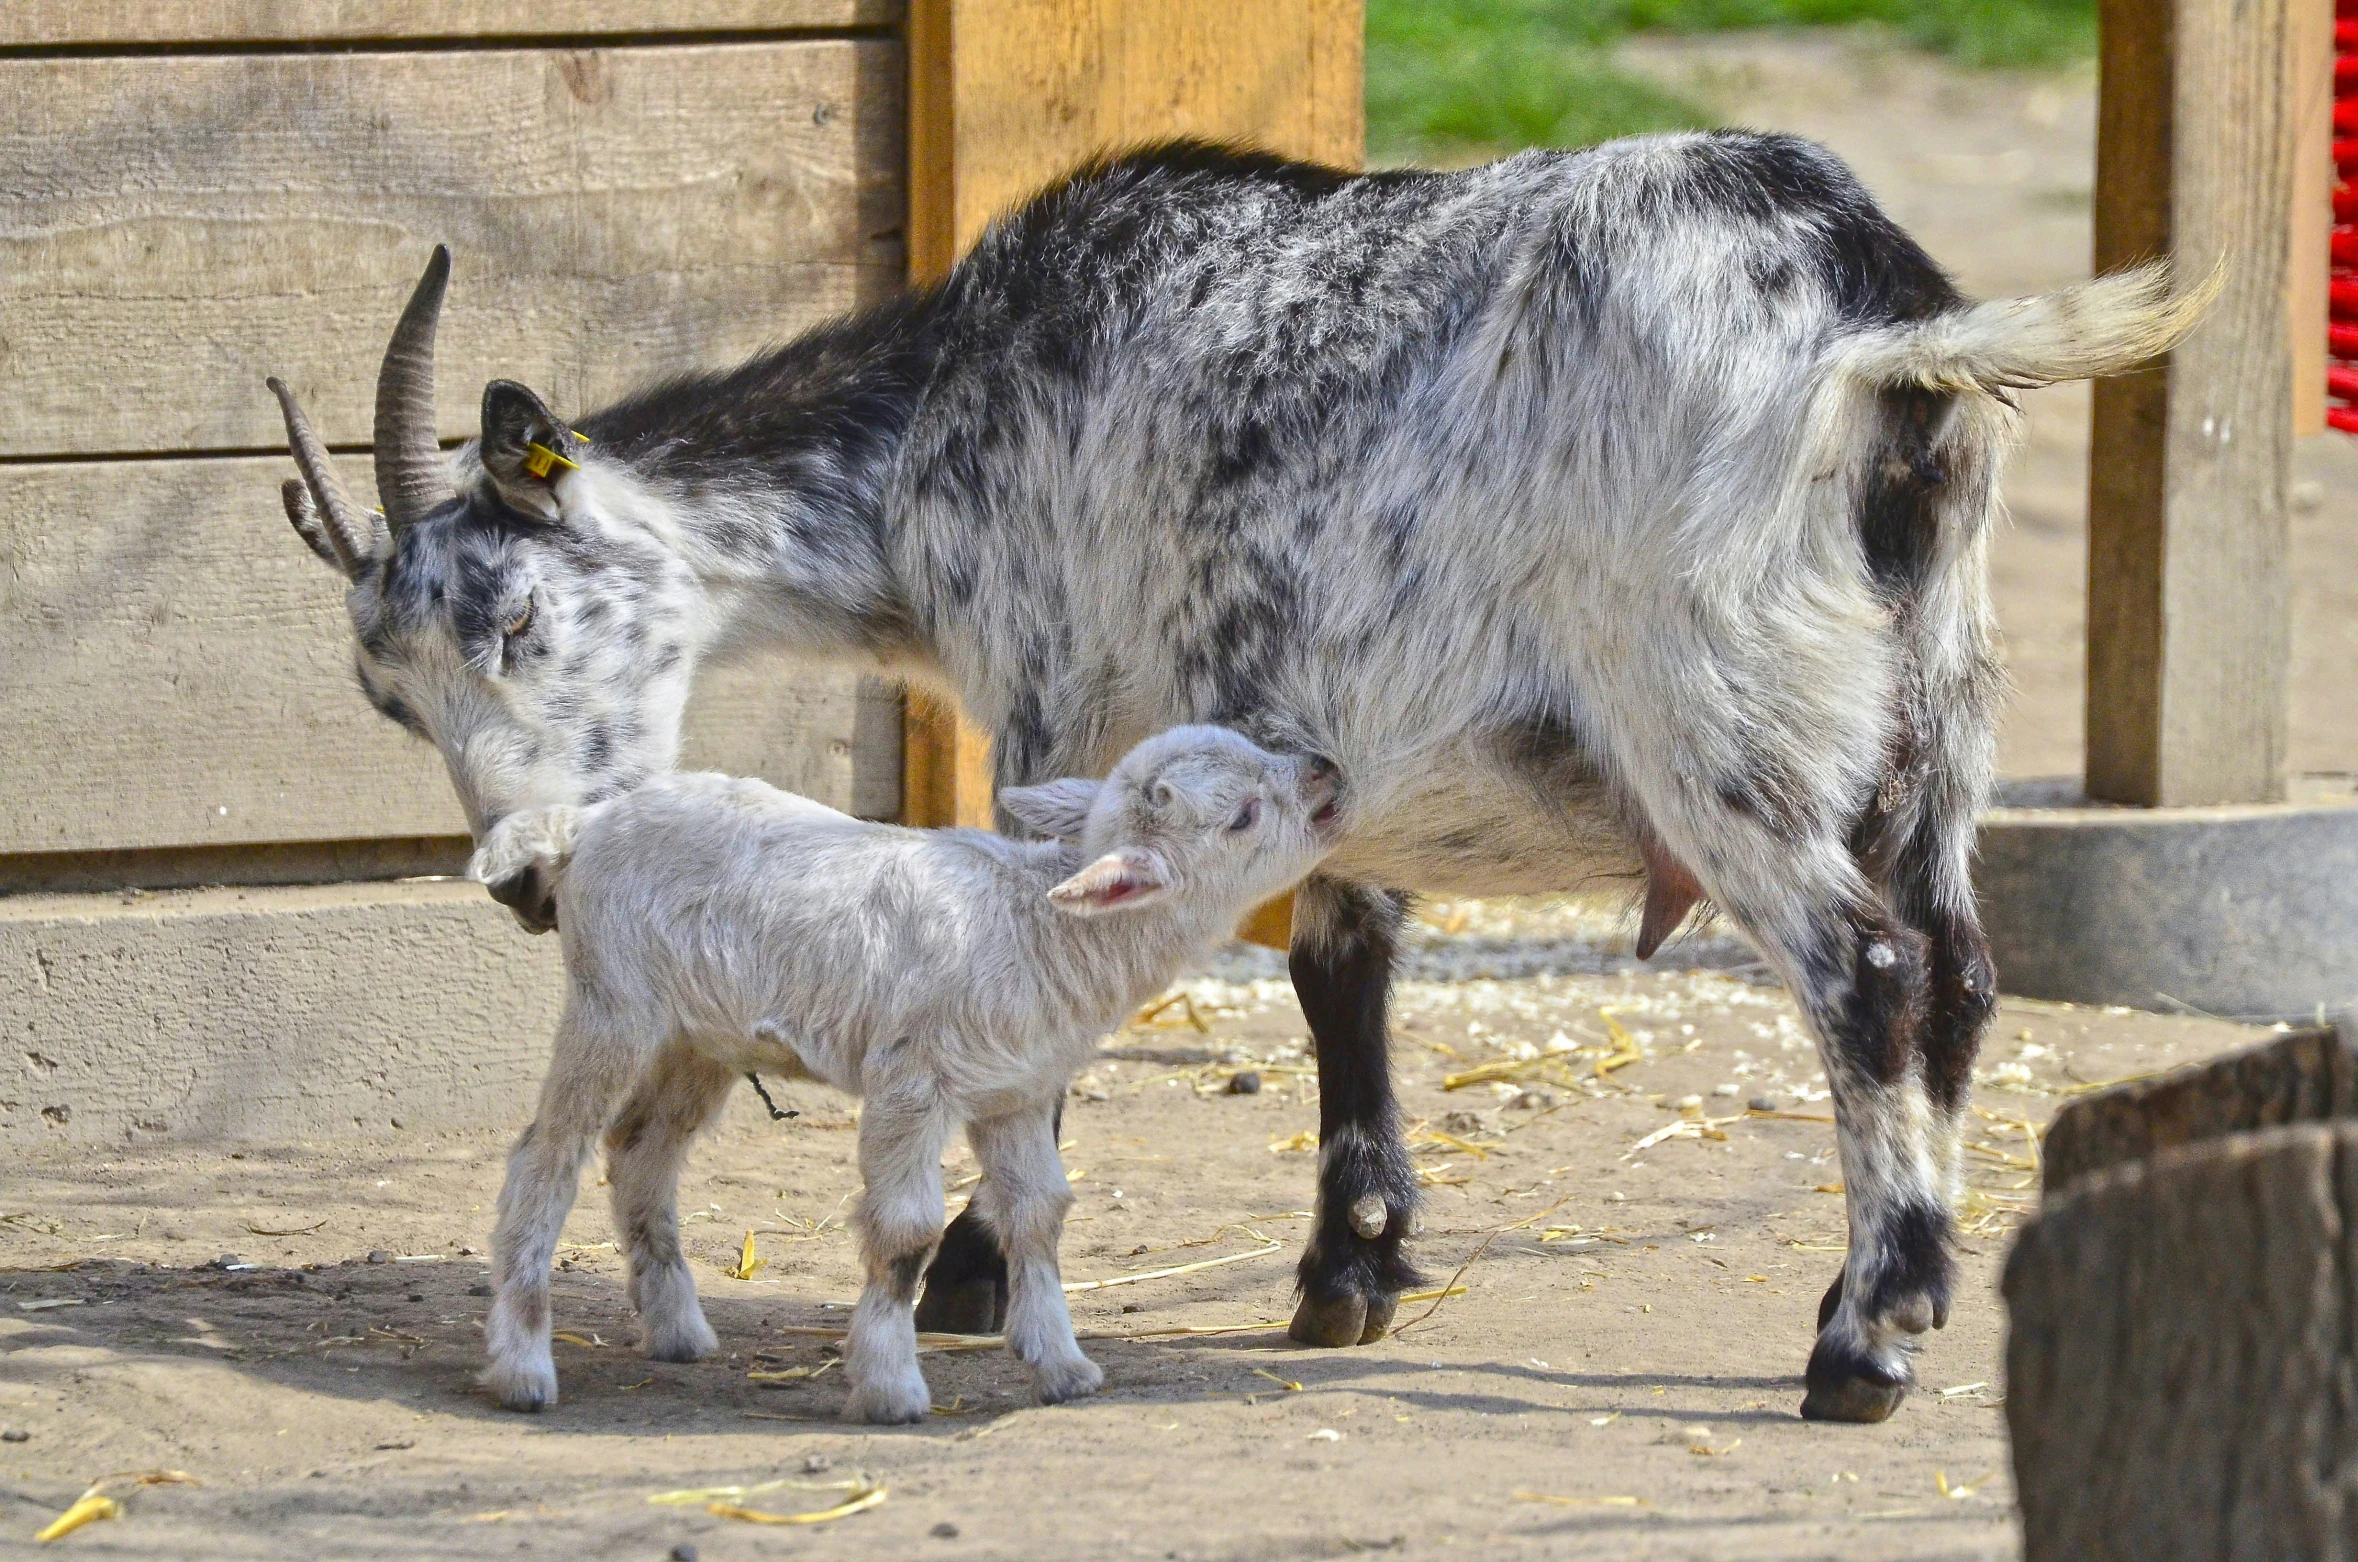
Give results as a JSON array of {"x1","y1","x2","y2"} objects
[
  {"x1": 1835, "y1": 260, "x2": 2222, "y2": 395},
  {"x1": 468, "y1": 804, "x2": 582, "y2": 891}
]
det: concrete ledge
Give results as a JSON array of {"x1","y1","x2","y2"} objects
[
  {"x1": 1977, "y1": 779, "x2": 2358, "y2": 1023},
  {"x1": 1, "y1": 880, "x2": 563, "y2": 1147}
]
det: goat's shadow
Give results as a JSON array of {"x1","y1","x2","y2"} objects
[{"x1": 1, "y1": 1253, "x2": 1823, "y2": 1444}]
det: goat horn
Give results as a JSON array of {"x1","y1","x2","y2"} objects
[
  {"x1": 374, "y1": 244, "x2": 455, "y2": 532},
  {"x1": 266, "y1": 374, "x2": 371, "y2": 569}
]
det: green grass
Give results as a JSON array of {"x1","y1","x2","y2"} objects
[{"x1": 1366, "y1": 0, "x2": 2096, "y2": 164}]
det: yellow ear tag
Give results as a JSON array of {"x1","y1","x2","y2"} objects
[{"x1": 522, "y1": 439, "x2": 580, "y2": 480}]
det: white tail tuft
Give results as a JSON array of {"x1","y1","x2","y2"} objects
[
  {"x1": 469, "y1": 804, "x2": 581, "y2": 890},
  {"x1": 1837, "y1": 261, "x2": 2222, "y2": 394}
]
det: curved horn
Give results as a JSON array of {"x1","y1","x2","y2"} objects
[
  {"x1": 374, "y1": 244, "x2": 455, "y2": 531},
  {"x1": 266, "y1": 374, "x2": 372, "y2": 570}
]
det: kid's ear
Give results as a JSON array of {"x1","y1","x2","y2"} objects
[
  {"x1": 1047, "y1": 851, "x2": 1171, "y2": 917},
  {"x1": 478, "y1": 379, "x2": 582, "y2": 521},
  {"x1": 999, "y1": 777, "x2": 1101, "y2": 841}
]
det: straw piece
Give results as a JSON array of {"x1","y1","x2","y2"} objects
[
  {"x1": 747, "y1": 1360, "x2": 836, "y2": 1384},
  {"x1": 708, "y1": 1481, "x2": 885, "y2": 1526},
  {"x1": 1251, "y1": 1367, "x2": 1303, "y2": 1392},
  {"x1": 1063, "y1": 1240, "x2": 1282, "y2": 1293},
  {"x1": 245, "y1": 1220, "x2": 328, "y2": 1236},
  {"x1": 35, "y1": 1471, "x2": 197, "y2": 1544},
  {"x1": 1514, "y1": 1491, "x2": 1644, "y2": 1507},
  {"x1": 1268, "y1": 1130, "x2": 1319, "y2": 1154},
  {"x1": 723, "y1": 1230, "x2": 767, "y2": 1281}
]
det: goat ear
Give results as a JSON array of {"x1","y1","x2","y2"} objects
[
  {"x1": 1047, "y1": 851, "x2": 1170, "y2": 917},
  {"x1": 999, "y1": 777, "x2": 1101, "y2": 840},
  {"x1": 282, "y1": 478, "x2": 351, "y2": 573},
  {"x1": 478, "y1": 379, "x2": 580, "y2": 521}
]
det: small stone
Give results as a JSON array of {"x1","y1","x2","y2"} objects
[
  {"x1": 802, "y1": 1454, "x2": 832, "y2": 1474},
  {"x1": 931, "y1": 1522, "x2": 960, "y2": 1539},
  {"x1": 1710, "y1": 1083, "x2": 1740, "y2": 1098},
  {"x1": 1121, "y1": 1302, "x2": 1143, "y2": 1314},
  {"x1": 159, "y1": 1227, "x2": 189, "y2": 1242},
  {"x1": 213, "y1": 1253, "x2": 243, "y2": 1269},
  {"x1": 669, "y1": 1546, "x2": 700, "y2": 1562},
  {"x1": 1505, "y1": 1088, "x2": 1556, "y2": 1111},
  {"x1": 2, "y1": 1429, "x2": 29, "y2": 1443},
  {"x1": 1439, "y1": 1109, "x2": 1487, "y2": 1136},
  {"x1": 468, "y1": 1283, "x2": 494, "y2": 1298},
  {"x1": 1748, "y1": 1096, "x2": 1779, "y2": 1113},
  {"x1": 1227, "y1": 1071, "x2": 1261, "y2": 1095},
  {"x1": 405, "y1": 1292, "x2": 424, "y2": 1303},
  {"x1": 365, "y1": 1250, "x2": 393, "y2": 1265}
]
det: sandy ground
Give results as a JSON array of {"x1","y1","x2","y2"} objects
[
  {"x1": 2, "y1": 33, "x2": 2342, "y2": 1562},
  {"x1": 0, "y1": 903, "x2": 2267, "y2": 1559}
]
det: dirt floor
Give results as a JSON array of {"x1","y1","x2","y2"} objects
[
  {"x1": 4, "y1": 32, "x2": 2347, "y2": 1562},
  {"x1": 0, "y1": 902, "x2": 2268, "y2": 1560}
]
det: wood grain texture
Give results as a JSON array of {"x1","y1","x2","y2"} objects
[
  {"x1": 2041, "y1": 1020, "x2": 2357, "y2": 1192},
  {"x1": 0, "y1": 40, "x2": 904, "y2": 459},
  {"x1": 2087, "y1": 0, "x2": 2294, "y2": 805},
  {"x1": 0, "y1": 2, "x2": 899, "y2": 47},
  {"x1": 0, "y1": 457, "x2": 899, "y2": 855},
  {"x1": 2005, "y1": 1123, "x2": 2358, "y2": 1561},
  {"x1": 901, "y1": 0, "x2": 1362, "y2": 833}
]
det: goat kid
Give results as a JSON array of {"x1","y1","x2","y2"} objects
[{"x1": 466, "y1": 726, "x2": 1339, "y2": 1421}]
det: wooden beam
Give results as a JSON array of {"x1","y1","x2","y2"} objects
[
  {"x1": 2086, "y1": 0, "x2": 2298, "y2": 806},
  {"x1": 2288, "y1": 0, "x2": 2333, "y2": 438},
  {"x1": 899, "y1": 0, "x2": 1361, "y2": 852}
]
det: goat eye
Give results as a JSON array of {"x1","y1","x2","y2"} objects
[
  {"x1": 503, "y1": 599, "x2": 534, "y2": 639},
  {"x1": 1228, "y1": 799, "x2": 1259, "y2": 833}
]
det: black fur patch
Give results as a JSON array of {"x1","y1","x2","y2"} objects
[
  {"x1": 1864, "y1": 1198, "x2": 1953, "y2": 1321},
  {"x1": 1857, "y1": 386, "x2": 1954, "y2": 599}
]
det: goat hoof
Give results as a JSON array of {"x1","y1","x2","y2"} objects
[
  {"x1": 1356, "y1": 1294, "x2": 1398, "y2": 1343},
  {"x1": 1798, "y1": 1337, "x2": 1908, "y2": 1424},
  {"x1": 1032, "y1": 1354, "x2": 1104, "y2": 1405},
  {"x1": 844, "y1": 1375, "x2": 933, "y2": 1425},
  {"x1": 913, "y1": 1276, "x2": 1004, "y2": 1335},
  {"x1": 1817, "y1": 1272, "x2": 1844, "y2": 1331},
  {"x1": 643, "y1": 1312, "x2": 719, "y2": 1363},
  {"x1": 481, "y1": 1358, "x2": 559, "y2": 1413},
  {"x1": 1289, "y1": 1290, "x2": 1366, "y2": 1347}
]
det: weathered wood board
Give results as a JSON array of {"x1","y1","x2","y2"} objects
[
  {"x1": 0, "y1": 456, "x2": 900, "y2": 855},
  {"x1": 2040, "y1": 1020, "x2": 2357, "y2": 1192},
  {"x1": 0, "y1": 2, "x2": 898, "y2": 45},
  {"x1": 0, "y1": 39, "x2": 903, "y2": 459},
  {"x1": 2005, "y1": 1123, "x2": 2358, "y2": 1561}
]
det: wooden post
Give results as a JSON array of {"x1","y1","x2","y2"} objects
[
  {"x1": 2085, "y1": 0, "x2": 2306, "y2": 806},
  {"x1": 900, "y1": 1, "x2": 1362, "y2": 946}
]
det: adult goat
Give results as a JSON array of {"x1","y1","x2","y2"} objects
[{"x1": 270, "y1": 134, "x2": 2204, "y2": 1421}]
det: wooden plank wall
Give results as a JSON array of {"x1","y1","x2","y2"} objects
[{"x1": 0, "y1": 10, "x2": 908, "y2": 872}]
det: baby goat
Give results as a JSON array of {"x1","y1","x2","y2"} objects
[{"x1": 466, "y1": 725, "x2": 1339, "y2": 1421}]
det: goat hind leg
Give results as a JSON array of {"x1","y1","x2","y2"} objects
[
  {"x1": 1288, "y1": 878, "x2": 1423, "y2": 1348},
  {"x1": 604, "y1": 1045, "x2": 736, "y2": 1363}
]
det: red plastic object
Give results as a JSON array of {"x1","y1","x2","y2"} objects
[
  {"x1": 2333, "y1": 278, "x2": 2358, "y2": 316},
  {"x1": 2326, "y1": 365, "x2": 2358, "y2": 402},
  {"x1": 2331, "y1": 407, "x2": 2358, "y2": 434},
  {"x1": 2337, "y1": 184, "x2": 2358, "y2": 224},
  {"x1": 2342, "y1": 18, "x2": 2358, "y2": 47}
]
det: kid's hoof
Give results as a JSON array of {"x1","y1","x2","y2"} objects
[
  {"x1": 481, "y1": 1359, "x2": 559, "y2": 1413},
  {"x1": 1032, "y1": 1355, "x2": 1104, "y2": 1405},
  {"x1": 914, "y1": 1276, "x2": 1005, "y2": 1336},
  {"x1": 1290, "y1": 1288, "x2": 1397, "y2": 1348},
  {"x1": 1799, "y1": 1340, "x2": 1908, "y2": 1424},
  {"x1": 643, "y1": 1312, "x2": 719, "y2": 1363},
  {"x1": 844, "y1": 1376, "x2": 933, "y2": 1425}
]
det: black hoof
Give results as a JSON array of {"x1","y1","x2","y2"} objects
[
  {"x1": 1799, "y1": 1337, "x2": 1908, "y2": 1423},
  {"x1": 914, "y1": 1276, "x2": 1005, "y2": 1335},
  {"x1": 1817, "y1": 1271, "x2": 1844, "y2": 1331},
  {"x1": 1290, "y1": 1289, "x2": 1394, "y2": 1348}
]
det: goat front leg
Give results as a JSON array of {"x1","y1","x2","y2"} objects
[
  {"x1": 843, "y1": 1072, "x2": 953, "y2": 1424},
  {"x1": 1288, "y1": 877, "x2": 1424, "y2": 1348},
  {"x1": 603, "y1": 1045, "x2": 738, "y2": 1364},
  {"x1": 484, "y1": 999, "x2": 639, "y2": 1411},
  {"x1": 967, "y1": 1101, "x2": 1101, "y2": 1405}
]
